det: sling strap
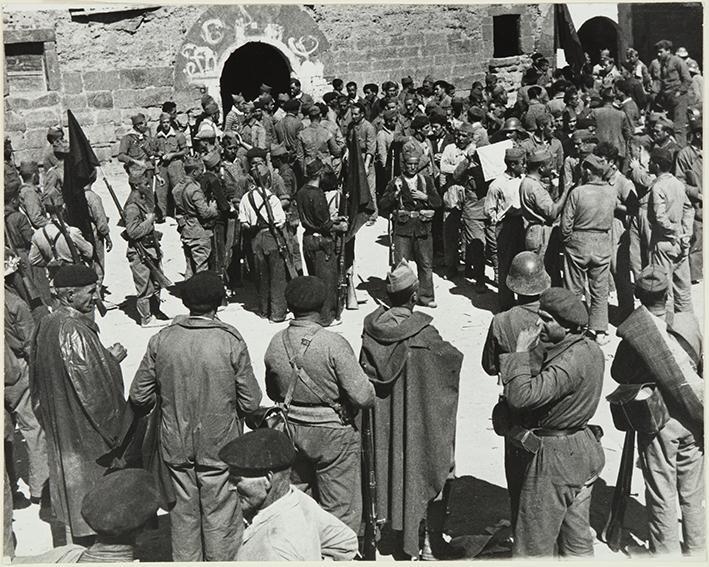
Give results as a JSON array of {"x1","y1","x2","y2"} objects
[{"x1": 247, "y1": 189, "x2": 270, "y2": 229}]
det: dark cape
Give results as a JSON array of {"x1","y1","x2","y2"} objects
[
  {"x1": 29, "y1": 306, "x2": 126, "y2": 537},
  {"x1": 360, "y1": 306, "x2": 462, "y2": 557}
]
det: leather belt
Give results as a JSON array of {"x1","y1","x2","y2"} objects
[
  {"x1": 286, "y1": 400, "x2": 333, "y2": 408},
  {"x1": 573, "y1": 228, "x2": 610, "y2": 233},
  {"x1": 533, "y1": 427, "x2": 584, "y2": 437}
]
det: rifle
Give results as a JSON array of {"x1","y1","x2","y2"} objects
[
  {"x1": 602, "y1": 430, "x2": 636, "y2": 552},
  {"x1": 335, "y1": 164, "x2": 349, "y2": 317},
  {"x1": 252, "y1": 171, "x2": 298, "y2": 280},
  {"x1": 100, "y1": 166, "x2": 173, "y2": 289},
  {"x1": 4, "y1": 225, "x2": 43, "y2": 310},
  {"x1": 361, "y1": 407, "x2": 381, "y2": 560}
]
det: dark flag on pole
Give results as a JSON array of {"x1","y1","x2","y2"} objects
[
  {"x1": 63, "y1": 109, "x2": 100, "y2": 244},
  {"x1": 554, "y1": 4, "x2": 585, "y2": 73},
  {"x1": 342, "y1": 127, "x2": 376, "y2": 241}
]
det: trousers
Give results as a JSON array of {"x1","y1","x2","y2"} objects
[
  {"x1": 127, "y1": 249, "x2": 160, "y2": 322},
  {"x1": 689, "y1": 217, "x2": 702, "y2": 282},
  {"x1": 290, "y1": 422, "x2": 362, "y2": 533},
  {"x1": 638, "y1": 419, "x2": 704, "y2": 556},
  {"x1": 166, "y1": 461, "x2": 242, "y2": 561},
  {"x1": 563, "y1": 232, "x2": 612, "y2": 332},
  {"x1": 664, "y1": 92, "x2": 689, "y2": 147},
  {"x1": 610, "y1": 219, "x2": 635, "y2": 320},
  {"x1": 303, "y1": 234, "x2": 338, "y2": 325},
  {"x1": 524, "y1": 223, "x2": 563, "y2": 286},
  {"x1": 5, "y1": 371, "x2": 49, "y2": 499},
  {"x1": 393, "y1": 232, "x2": 434, "y2": 304},
  {"x1": 628, "y1": 207, "x2": 652, "y2": 281},
  {"x1": 157, "y1": 161, "x2": 184, "y2": 218},
  {"x1": 650, "y1": 240, "x2": 693, "y2": 314},
  {"x1": 251, "y1": 229, "x2": 287, "y2": 321},
  {"x1": 496, "y1": 217, "x2": 525, "y2": 311},
  {"x1": 181, "y1": 236, "x2": 211, "y2": 278}
]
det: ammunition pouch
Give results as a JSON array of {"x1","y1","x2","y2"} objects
[
  {"x1": 245, "y1": 406, "x2": 295, "y2": 446},
  {"x1": 394, "y1": 209, "x2": 435, "y2": 224},
  {"x1": 491, "y1": 396, "x2": 512, "y2": 436},
  {"x1": 606, "y1": 383, "x2": 670, "y2": 434}
]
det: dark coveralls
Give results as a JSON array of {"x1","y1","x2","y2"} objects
[
  {"x1": 499, "y1": 333, "x2": 605, "y2": 557},
  {"x1": 296, "y1": 183, "x2": 341, "y2": 326},
  {"x1": 200, "y1": 170, "x2": 232, "y2": 279},
  {"x1": 264, "y1": 320, "x2": 375, "y2": 532},
  {"x1": 124, "y1": 189, "x2": 162, "y2": 323},
  {"x1": 379, "y1": 173, "x2": 442, "y2": 304},
  {"x1": 154, "y1": 128, "x2": 187, "y2": 218},
  {"x1": 130, "y1": 316, "x2": 262, "y2": 561}
]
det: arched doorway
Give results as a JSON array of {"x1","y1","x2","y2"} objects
[
  {"x1": 219, "y1": 42, "x2": 291, "y2": 114},
  {"x1": 577, "y1": 17, "x2": 620, "y2": 65}
]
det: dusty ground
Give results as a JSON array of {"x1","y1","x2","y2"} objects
[{"x1": 9, "y1": 162, "x2": 705, "y2": 561}]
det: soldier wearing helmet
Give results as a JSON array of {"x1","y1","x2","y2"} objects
[{"x1": 489, "y1": 117, "x2": 529, "y2": 145}]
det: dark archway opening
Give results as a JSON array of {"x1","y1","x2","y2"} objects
[
  {"x1": 219, "y1": 42, "x2": 291, "y2": 115},
  {"x1": 577, "y1": 17, "x2": 620, "y2": 65}
]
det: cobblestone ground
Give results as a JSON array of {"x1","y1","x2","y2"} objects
[{"x1": 8, "y1": 163, "x2": 705, "y2": 561}]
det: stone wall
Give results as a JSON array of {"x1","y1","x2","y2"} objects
[{"x1": 4, "y1": 4, "x2": 553, "y2": 164}]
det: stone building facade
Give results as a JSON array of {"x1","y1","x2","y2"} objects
[{"x1": 3, "y1": 4, "x2": 554, "y2": 163}]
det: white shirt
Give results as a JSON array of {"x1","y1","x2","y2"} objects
[
  {"x1": 484, "y1": 171, "x2": 523, "y2": 222},
  {"x1": 238, "y1": 187, "x2": 286, "y2": 228},
  {"x1": 440, "y1": 142, "x2": 474, "y2": 175}
]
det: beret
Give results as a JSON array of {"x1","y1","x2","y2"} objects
[
  {"x1": 81, "y1": 469, "x2": 159, "y2": 537},
  {"x1": 430, "y1": 113, "x2": 447, "y2": 125},
  {"x1": 582, "y1": 154, "x2": 607, "y2": 173},
  {"x1": 283, "y1": 99, "x2": 301, "y2": 112},
  {"x1": 285, "y1": 275, "x2": 327, "y2": 312},
  {"x1": 177, "y1": 271, "x2": 225, "y2": 311},
  {"x1": 307, "y1": 105, "x2": 321, "y2": 118},
  {"x1": 468, "y1": 106, "x2": 486, "y2": 122},
  {"x1": 183, "y1": 155, "x2": 203, "y2": 172},
  {"x1": 305, "y1": 157, "x2": 324, "y2": 178},
  {"x1": 270, "y1": 143, "x2": 288, "y2": 158},
  {"x1": 505, "y1": 147, "x2": 526, "y2": 161},
  {"x1": 382, "y1": 81, "x2": 396, "y2": 90},
  {"x1": 131, "y1": 113, "x2": 146, "y2": 126},
  {"x1": 322, "y1": 92, "x2": 338, "y2": 104},
  {"x1": 540, "y1": 287, "x2": 589, "y2": 329},
  {"x1": 364, "y1": 83, "x2": 378, "y2": 92},
  {"x1": 386, "y1": 259, "x2": 418, "y2": 294},
  {"x1": 457, "y1": 122, "x2": 475, "y2": 134},
  {"x1": 636, "y1": 265, "x2": 669, "y2": 294},
  {"x1": 382, "y1": 109, "x2": 398, "y2": 121},
  {"x1": 53, "y1": 265, "x2": 98, "y2": 288},
  {"x1": 246, "y1": 147, "x2": 267, "y2": 160},
  {"x1": 203, "y1": 149, "x2": 221, "y2": 169},
  {"x1": 411, "y1": 115, "x2": 430, "y2": 130},
  {"x1": 194, "y1": 123, "x2": 217, "y2": 139},
  {"x1": 527, "y1": 148, "x2": 552, "y2": 164},
  {"x1": 19, "y1": 161, "x2": 39, "y2": 177},
  {"x1": 219, "y1": 429, "x2": 295, "y2": 475}
]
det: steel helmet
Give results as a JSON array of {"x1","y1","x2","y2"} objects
[
  {"x1": 502, "y1": 117, "x2": 525, "y2": 132},
  {"x1": 506, "y1": 251, "x2": 551, "y2": 297}
]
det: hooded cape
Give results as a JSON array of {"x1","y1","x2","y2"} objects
[{"x1": 360, "y1": 306, "x2": 462, "y2": 557}]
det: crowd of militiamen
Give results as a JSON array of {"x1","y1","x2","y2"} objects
[{"x1": 3, "y1": 36, "x2": 704, "y2": 561}]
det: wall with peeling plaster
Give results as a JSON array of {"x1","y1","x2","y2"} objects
[{"x1": 3, "y1": 4, "x2": 554, "y2": 163}]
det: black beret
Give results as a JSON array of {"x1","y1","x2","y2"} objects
[
  {"x1": 53, "y1": 265, "x2": 98, "y2": 288},
  {"x1": 177, "y1": 271, "x2": 225, "y2": 311},
  {"x1": 218, "y1": 429, "x2": 295, "y2": 475},
  {"x1": 246, "y1": 147, "x2": 267, "y2": 161},
  {"x1": 81, "y1": 469, "x2": 159, "y2": 537},
  {"x1": 283, "y1": 99, "x2": 301, "y2": 112},
  {"x1": 411, "y1": 115, "x2": 430, "y2": 130},
  {"x1": 305, "y1": 157, "x2": 324, "y2": 178},
  {"x1": 285, "y1": 275, "x2": 326, "y2": 312},
  {"x1": 540, "y1": 287, "x2": 589, "y2": 329}
]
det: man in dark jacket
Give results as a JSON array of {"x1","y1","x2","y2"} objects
[
  {"x1": 264, "y1": 276, "x2": 375, "y2": 533},
  {"x1": 591, "y1": 88, "x2": 632, "y2": 169},
  {"x1": 360, "y1": 260, "x2": 463, "y2": 560},
  {"x1": 129, "y1": 271, "x2": 262, "y2": 561},
  {"x1": 499, "y1": 287, "x2": 605, "y2": 557},
  {"x1": 29, "y1": 265, "x2": 127, "y2": 545},
  {"x1": 379, "y1": 155, "x2": 442, "y2": 307}
]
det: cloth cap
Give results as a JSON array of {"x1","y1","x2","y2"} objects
[
  {"x1": 582, "y1": 154, "x2": 607, "y2": 174},
  {"x1": 411, "y1": 115, "x2": 430, "y2": 130},
  {"x1": 305, "y1": 158, "x2": 324, "y2": 178},
  {"x1": 468, "y1": 106, "x2": 486, "y2": 122},
  {"x1": 527, "y1": 148, "x2": 551, "y2": 164},
  {"x1": 219, "y1": 429, "x2": 295, "y2": 476},
  {"x1": 19, "y1": 161, "x2": 39, "y2": 177},
  {"x1": 322, "y1": 92, "x2": 338, "y2": 104},
  {"x1": 382, "y1": 109, "x2": 398, "y2": 121},
  {"x1": 81, "y1": 469, "x2": 159, "y2": 537},
  {"x1": 540, "y1": 287, "x2": 589, "y2": 328},
  {"x1": 636, "y1": 265, "x2": 669, "y2": 294},
  {"x1": 656, "y1": 116, "x2": 675, "y2": 131},
  {"x1": 259, "y1": 83, "x2": 273, "y2": 93},
  {"x1": 386, "y1": 259, "x2": 418, "y2": 294},
  {"x1": 505, "y1": 147, "x2": 525, "y2": 161},
  {"x1": 194, "y1": 124, "x2": 217, "y2": 140},
  {"x1": 204, "y1": 100, "x2": 219, "y2": 115},
  {"x1": 283, "y1": 99, "x2": 301, "y2": 112},
  {"x1": 457, "y1": 122, "x2": 475, "y2": 135},
  {"x1": 270, "y1": 143, "x2": 288, "y2": 158},
  {"x1": 176, "y1": 271, "x2": 226, "y2": 311},
  {"x1": 285, "y1": 275, "x2": 327, "y2": 312},
  {"x1": 131, "y1": 113, "x2": 146, "y2": 126},
  {"x1": 676, "y1": 47, "x2": 689, "y2": 58},
  {"x1": 203, "y1": 149, "x2": 221, "y2": 169},
  {"x1": 53, "y1": 265, "x2": 98, "y2": 288},
  {"x1": 307, "y1": 105, "x2": 321, "y2": 118},
  {"x1": 246, "y1": 147, "x2": 267, "y2": 161}
]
